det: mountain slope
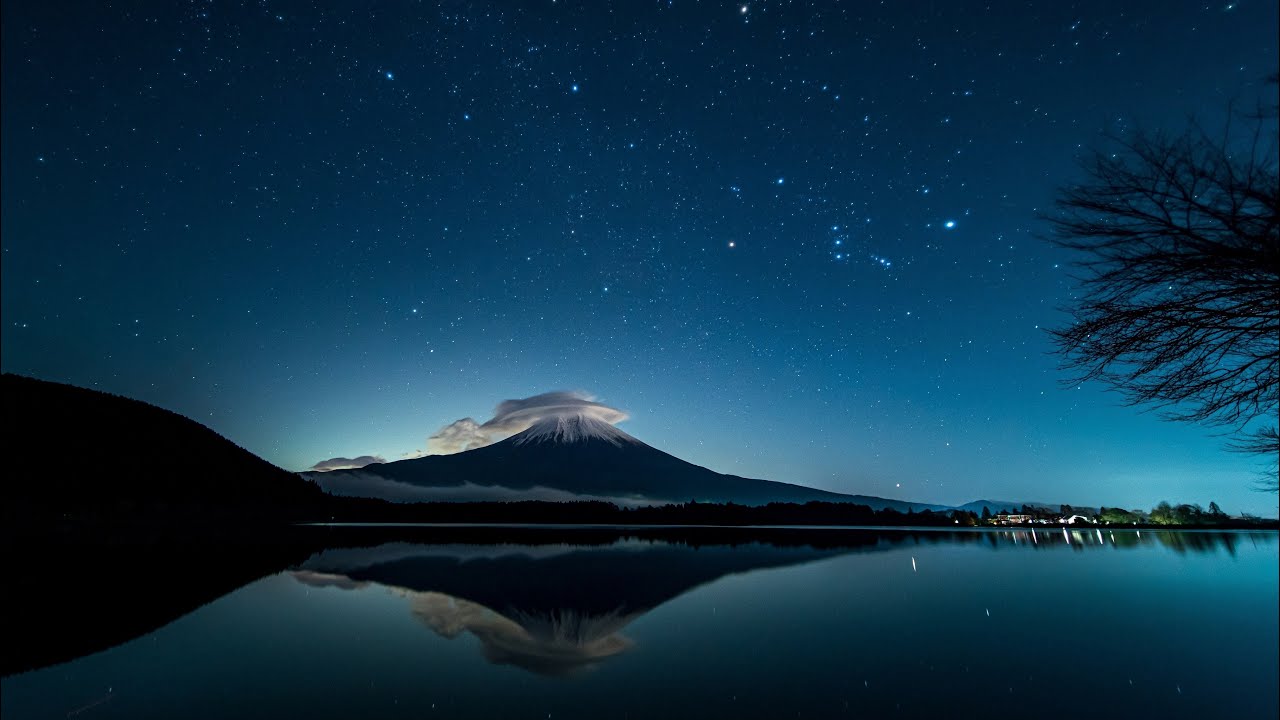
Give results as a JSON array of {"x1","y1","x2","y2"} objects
[
  {"x1": 1, "y1": 373, "x2": 324, "y2": 523},
  {"x1": 319, "y1": 415, "x2": 937, "y2": 510}
]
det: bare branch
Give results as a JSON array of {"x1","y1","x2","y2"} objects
[{"x1": 1046, "y1": 90, "x2": 1280, "y2": 489}]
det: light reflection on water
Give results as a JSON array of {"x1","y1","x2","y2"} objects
[
  {"x1": 960, "y1": 526, "x2": 1264, "y2": 554},
  {"x1": 1, "y1": 529, "x2": 1275, "y2": 720}
]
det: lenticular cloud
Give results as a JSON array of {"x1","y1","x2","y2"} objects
[{"x1": 426, "y1": 391, "x2": 627, "y2": 455}]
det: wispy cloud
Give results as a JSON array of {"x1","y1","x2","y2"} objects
[
  {"x1": 308, "y1": 455, "x2": 386, "y2": 472},
  {"x1": 424, "y1": 417, "x2": 488, "y2": 455}
]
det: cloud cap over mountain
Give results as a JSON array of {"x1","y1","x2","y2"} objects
[{"x1": 427, "y1": 391, "x2": 628, "y2": 455}]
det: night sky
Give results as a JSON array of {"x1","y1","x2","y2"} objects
[{"x1": 3, "y1": 1, "x2": 1276, "y2": 515}]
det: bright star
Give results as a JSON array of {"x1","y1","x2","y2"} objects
[
  {"x1": 944, "y1": 220, "x2": 956, "y2": 229},
  {"x1": 776, "y1": 177, "x2": 784, "y2": 185},
  {"x1": 571, "y1": 83, "x2": 580, "y2": 93},
  {"x1": 384, "y1": 71, "x2": 394, "y2": 80}
]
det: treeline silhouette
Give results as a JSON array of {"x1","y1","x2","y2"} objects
[
  {"x1": 978, "y1": 501, "x2": 1262, "y2": 527},
  {"x1": 320, "y1": 497, "x2": 977, "y2": 526},
  {"x1": 319, "y1": 498, "x2": 1275, "y2": 528}
]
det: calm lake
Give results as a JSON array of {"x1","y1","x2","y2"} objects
[{"x1": 2, "y1": 528, "x2": 1276, "y2": 719}]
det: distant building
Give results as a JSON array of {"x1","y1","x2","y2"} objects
[
  {"x1": 1060, "y1": 514, "x2": 1093, "y2": 525},
  {"x1": 994, "y1": 514, "x2": 1032, "y2": 525}
]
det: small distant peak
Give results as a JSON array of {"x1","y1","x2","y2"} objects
[{"x1": 513, "y1": 414, "x2": 639, "y2": 447}]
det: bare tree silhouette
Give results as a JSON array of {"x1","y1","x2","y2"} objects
[{"x1": 1048, "y1": 80, "x2": 1279, "y2": 490}]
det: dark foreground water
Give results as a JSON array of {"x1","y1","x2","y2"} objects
[{"x1": 3, "y1": 528, "x2": 1276, "y2": 719}]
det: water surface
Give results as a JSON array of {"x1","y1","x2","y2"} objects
[{"x1": 3, "y1": 528, "x2": 1276, "y2": 719}]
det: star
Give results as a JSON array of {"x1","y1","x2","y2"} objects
[{"x1": 7, "y1": 0, "x2": 1274, "y2": 523}]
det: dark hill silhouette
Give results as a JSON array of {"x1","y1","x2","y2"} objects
[
  {"x1": 956, "y1": 499, "x2": 1027, "y2": 514},
  {"x1": 1, "y1": 373, "x2": 324, "y2": 527},
  {"x1": 318, "y1": 414, "x2": 940, "y2": 511}
]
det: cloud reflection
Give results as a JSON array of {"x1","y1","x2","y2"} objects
[{"x1": 405, "y1": 591, "x2": 635, "y2": 676}]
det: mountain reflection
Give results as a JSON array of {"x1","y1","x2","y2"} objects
[
  {"x1": 295, "y1": 568, "x2": 637, "y2": 675},
  {"x1": 4, "y1": 527, "x2": 1269, "y2": 678},
  {"x1": 289, "y1": 530, "x2": 1271, "y2": 675},
  {"x1": 292, "y1": 541, "x2": 857, "y2": 675}
]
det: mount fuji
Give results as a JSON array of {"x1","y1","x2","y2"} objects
[{"x1": 310, "y1": 414, "x2": 943, "y2": 511}]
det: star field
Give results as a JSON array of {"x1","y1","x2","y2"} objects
[{"x1": 2, "y1": 0, "x2": 1276, "y2": 515}]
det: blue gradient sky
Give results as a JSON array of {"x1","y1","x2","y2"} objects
[{"x1": 2, "y1": 0, "x2": 1275, "y2": 515}]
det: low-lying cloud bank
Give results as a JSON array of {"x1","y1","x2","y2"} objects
[
  {"x1": 426, "y1": 390, "x2": 627, "y2": 455},
  {"x1": 308, "y1": 469, "x2": 660, "y2": 507},
  {"x1": 308, "y1": 455, "x2": 387, "y2": 472}
]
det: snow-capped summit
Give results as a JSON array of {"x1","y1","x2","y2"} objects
[
  {"x1": 314, "y1": 410, "x2": 941, "y2": 511},
  {"x1": 513, "y1": 413, "x2": 640, "y2": 447}
]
